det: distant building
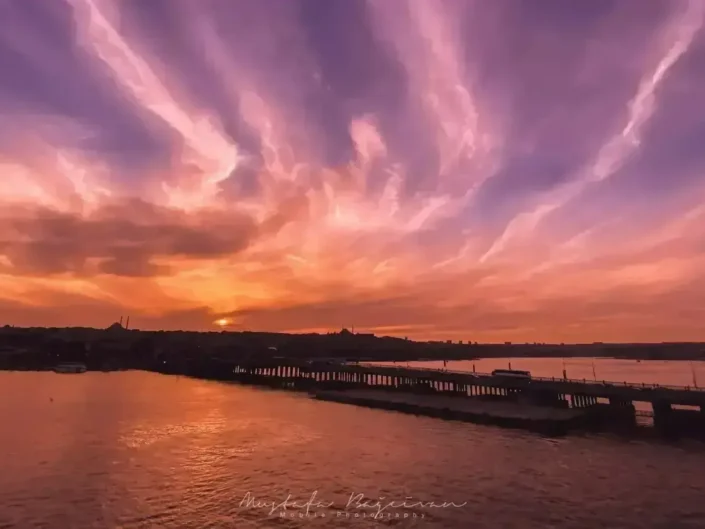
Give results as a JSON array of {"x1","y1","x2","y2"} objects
[{"x1": 106, "y1": 322, "x2": 125, "y2": 333}]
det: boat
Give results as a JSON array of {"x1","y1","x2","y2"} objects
[{"x1": 53, "y1": 363, "x2": 87, "y2": 374}]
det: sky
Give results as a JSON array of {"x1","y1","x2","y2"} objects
[{"x1": 1, "y1": 0, "x2": 704, "y2": 343}]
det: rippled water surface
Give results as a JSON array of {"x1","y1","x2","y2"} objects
[{"x1": 1, "y1": 368, "x2": 705, "y2": 528}]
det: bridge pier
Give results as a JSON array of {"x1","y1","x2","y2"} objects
[
  {"x1": 653, "y1": 400, "x2": 675, "y2": 436},
  {"x1": 653, "y1": 401, "x2": 705, "y2": 437},
  {"x1": 572, "y1": 394, "x2": 599, "y2": 408},
  {"x1": 525, "y1": 389, "x2": 564, "y2": 407}
]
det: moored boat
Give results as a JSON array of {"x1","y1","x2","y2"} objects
[{"x1": 53, "y1": 363, "x2": 87, "y2": 374}]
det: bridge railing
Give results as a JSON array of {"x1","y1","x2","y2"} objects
[
  {"x1": 526, "y1": 375, "x2": 705, "y2": 392},
  {"x1": 356, "y1": 363, "x2": 705, "y2": 393}
]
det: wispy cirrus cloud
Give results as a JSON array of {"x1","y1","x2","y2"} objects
[{"x1": 1, "y1": 0, "x2": 704, "y2": 342}]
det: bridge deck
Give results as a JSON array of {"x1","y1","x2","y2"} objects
[
  {"x1": 334, "y1": 364, "x2": 705, "y2": 406},
  {"x1": 227, "y1": 359, "x2": 705, "y2": 407}
]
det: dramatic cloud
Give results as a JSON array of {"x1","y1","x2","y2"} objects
[
  {"x1": 0, "y1": 0, "x2": 704, "y2": 342},
  {"x1": 0, "y1": 200, "x2": 258, "y2": 276}
]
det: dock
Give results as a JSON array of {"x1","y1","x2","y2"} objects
[{"x1": 314, "y1": 389, "x2": 586, "y2": 436}]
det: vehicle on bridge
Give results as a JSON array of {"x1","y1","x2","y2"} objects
[{"x1": 491, "y1": 369, "x2": 531, "y2": 379}]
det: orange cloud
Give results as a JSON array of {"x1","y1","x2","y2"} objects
[{"x1": 1, "y1": 0, "x2": 705, "y2": 343}]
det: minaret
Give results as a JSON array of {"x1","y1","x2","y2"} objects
[
  {"x1": 125, "y1": 316, "x2": 130, "y2": 330},
  {"x1": 119, "y1": 316, "x2": 123, "y2": 327}
]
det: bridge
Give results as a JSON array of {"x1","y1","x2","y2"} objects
[
  {"x1": 191, "y1": 358, "x2": 705, "y2": 436},
  {"x1": 358, "y1": 364, "x2": 705, "y2": 406}
]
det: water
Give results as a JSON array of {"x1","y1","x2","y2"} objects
[{"x1": 1, "y1": 368, "x2": 704, "y2": 528}]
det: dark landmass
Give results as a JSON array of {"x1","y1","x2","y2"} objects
[{"x1": 1, "y1": 323, "x2": 704, "y2": 372}]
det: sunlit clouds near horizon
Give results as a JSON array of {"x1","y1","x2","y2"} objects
[{"x1": 1, "y1": 0, "x2": 705, "y2": 343}]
